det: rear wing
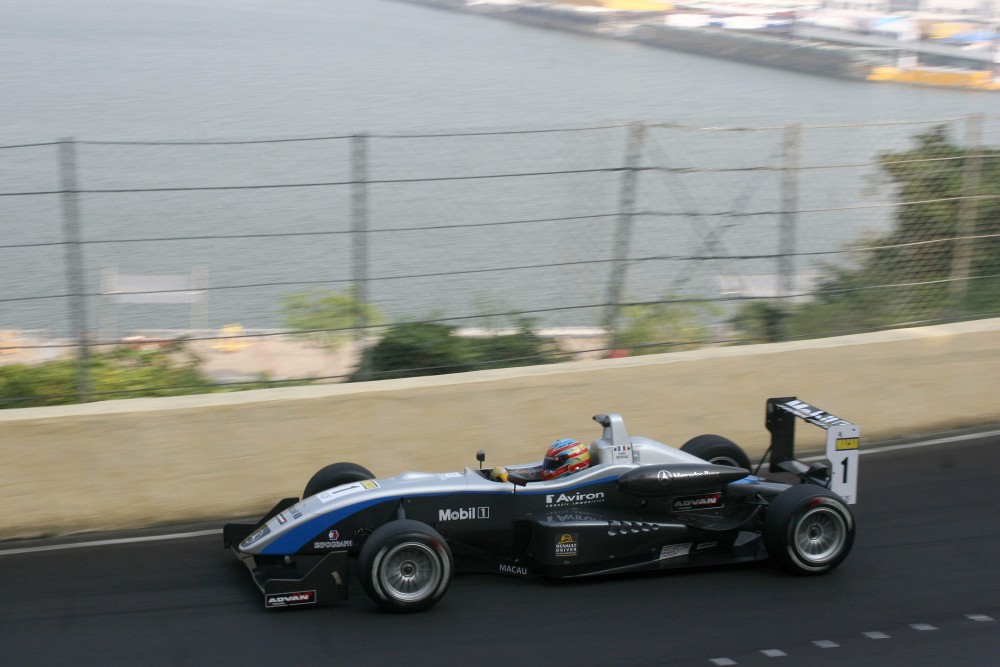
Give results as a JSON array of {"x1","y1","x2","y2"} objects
[{"x1": 766, "y1": 397, "x2": 859, "y2": 504}]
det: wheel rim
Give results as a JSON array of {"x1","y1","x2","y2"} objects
[
  {"x1": 378, "y1": 542, "x2": 442, "y2": 603},
  {"x1": 793, "y1": 506, "x2": 847, "y2": 564},
  {"x1": 709, "y1": 455, "x2": 742, "y2": 467}
]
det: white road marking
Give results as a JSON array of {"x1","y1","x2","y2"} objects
[
  {"x1": 0, "y1": 528, "x2": 221, "y2": 556},
  {"x1": 857, "y1": 430, "x2": 1000, "y2": 455},
  {"x1": 706, "y1": 615, "x2": 994, "y2": 664},
  {"x1": 967, "y1": 614, "x2": 994, "y2": 622},
  {"x1": 802, "y1": 428, "x2": 1000, "y2": 462}
]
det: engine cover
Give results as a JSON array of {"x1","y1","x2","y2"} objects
[{"x1": 618, "y1": 463, "x2": 749, "y2": 496}]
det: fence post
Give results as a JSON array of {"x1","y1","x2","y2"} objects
[
  {"x1": 351, "y1": 133, "x2": 372, "y2": 380},
  {"x1": 776, "y1": 124, "x2": 801, "y2": 341},
  {"x1": 948, "y1": 114, "x2": 983, "y2": 316},
  {"x1": 59, "y1": 138, "x2": 92, "y2": 401},
  {"x1": 604, "y1": 122, "x2": 644, "y2": 352}
]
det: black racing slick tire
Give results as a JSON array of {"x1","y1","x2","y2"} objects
[
  {"x1": 358, "y1": 520, "x2": 453, "y2": 613},
  {"x1": 302, "y1": 462, "x2": 374, "y2": 499},
  {"x1": 680, "y1": 434, "x2": 752, "y2": 469},
  {"x1": 764, "y1": 484, "x2": 855, "y2": 575}
]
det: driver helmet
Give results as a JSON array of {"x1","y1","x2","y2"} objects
[{"x1": 542, "y1": 439, "x2": 590, "y2": 480}]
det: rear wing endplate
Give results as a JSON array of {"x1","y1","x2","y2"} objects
[{"x1": 766, "y1": 397, "x2": 859, "y2": 504}]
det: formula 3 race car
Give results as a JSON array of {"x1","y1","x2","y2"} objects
[{"x1": 223, "y1": 397, "x2": 860, "y2": 612}]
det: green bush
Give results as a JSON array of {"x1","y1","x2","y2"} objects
[
  {"x1": 614, "y1": 300, "x2": 719, "y2": 355},
  {"x1": 465, "y1": 326, "x2": 560, "y2": 370},
  {"x1": 353, "y1": 322, "x2": 472, "y2": 381},
  {"x1": 352, "y1": 320, "x2": 558, "y2": 381},
  {"x1": 0, "y1": 346, "x2": 216, "y2": 408}
]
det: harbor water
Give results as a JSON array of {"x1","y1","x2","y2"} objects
[{"x1": 2, "y1": 0, "x2": 998, "y2": 334}]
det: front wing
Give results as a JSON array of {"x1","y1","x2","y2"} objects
[{"x1": 224, "y1": 499, "x2": 351, "y2": 609}]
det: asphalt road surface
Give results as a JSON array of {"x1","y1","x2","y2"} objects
[{"x1": 2, "y1": 431, "x2": 998, "y2": 666}]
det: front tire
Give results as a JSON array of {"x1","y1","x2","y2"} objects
[
  {"x1": 358, "y1": 520, "x2": 453, "y2": 613},
  {"x1": 681, "y1": 434, "x2": 751, "y2": 469},
  {"x1": 764, "y1": 484, "x2": 855, "y2": 575},
  {"x1": 302, "y1": 462, "x2": 374, "y2": 499}
]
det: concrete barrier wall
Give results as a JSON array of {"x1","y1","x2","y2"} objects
[{"x1": 2, "y1": 319, "x2": 998, "y2": 540}]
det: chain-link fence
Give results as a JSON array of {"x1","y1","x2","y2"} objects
[{"x1": 1, "y1": 115, "x2": 998, "y2": 404}]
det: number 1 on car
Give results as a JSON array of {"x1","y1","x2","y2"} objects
[{"x1": 827, "y1": 425, "x2": 859, "y2": 504}]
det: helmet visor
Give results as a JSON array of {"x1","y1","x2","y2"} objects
[{"x1": 543, "y1": 453, "x2": 569, "y2": 472}]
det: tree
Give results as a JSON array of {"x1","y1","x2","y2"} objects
[
  {"x1": 280, "y1": 287, "x2": 384, "y2": 350},
  {"x1": 731, "y1": 125, "x2": 1000, "y2": 340},
  {"x1": 876, "y1": 125, "x2": 1000, "y2": 318}
]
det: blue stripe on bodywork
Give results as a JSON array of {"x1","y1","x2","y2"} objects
[
  {"x1": 728, "y1": 475, "x2": 762, "y2": 485},
  {"x1": 257, "y1": 489, "x2": 512, "y2": 555},
  {"x1": 258, "y1": 497, "x2": 386, "y2": 555}
]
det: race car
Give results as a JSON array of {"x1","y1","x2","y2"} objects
[{"x1": 223, "y1": 396, "x2": 860, "y2": 613}]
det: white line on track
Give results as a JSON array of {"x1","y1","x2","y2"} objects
[
  {"x1": 3, "y1": 427, "x2": 998, "y2": 558},
  {"x1": 800, "y1": 428, "x2": 1000, "y2": 461},
  {"x1": 706, "y1": 613, "x2": 996, "y2": 664},
  {"x1": 0, "y1": 529, "x2": 221, "y2": 556}
]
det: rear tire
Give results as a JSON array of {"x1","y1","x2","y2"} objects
[
  {"x1": 302, "y1": 462, "x2": 374, "y2": 499},
  {"x1": 359, "y1": 520, "x2": 453, "y2": 613},
  {"x1": 681, "y1": 434, "x2": 751, "y2": 469},
  {"x1": 764, "y1": 484, "x2": 855, "y2": 575}
]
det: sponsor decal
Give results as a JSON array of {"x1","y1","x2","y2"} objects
[
  {"x1": 438, "y1": 472, "x2": 463, "y2": 479},
  {"x1": 548, "y1": 512, "x2": 596, "y2": 522},
  {"x1": 672, "y1": 492, "x2": 722, "y2": 512},
  {"x1": 361, "y1": 480, "x2": 379, "y2": 489},
  {"x1": 313, "y1": 538, "x2": 354, "y2": 550},
  {"x1": 499, "y1": 563, "x2": 529, "y2": 576},
  {"x1": 657, "y1": 468, "x2": 721, "y2": 486},
  {"x1": 242, "y1": 525, "x2": 270, "y2": 546},
  {"x1": 836, "y1": 437, "x2": 859, "y2": 451},
  {"x1": 312, "y1": 529, "x2": 354, "y2": 550},
  {"x1": 316, "y1": 484, "x2": 364, "y2": 503},
  {"x1": 555, "y1": 533, "x2": 578, "y2": 558},
  {"x1": 276, "y1": 513, "x2": 287, "y2": 525},
  {"x1": 613, "y1": 443, "x2": 633, "y2": 465},
  {"x1": 265, "y1": 590, "x2": 317, "y2": 608},
  {"x1": 696, "y1": 541, "x2": 717, "y2": 551},
  {"x1": 545, "y1": 491, "x2": 605, "y2": 506},
  {"x1": 659, "y1": 543, "x2": 691, "y2": 560},
  {"x1": 291, "y1": 508, "x2": 303, "y2": 519},
  {"x1": 438, "y1": 506, "x2": 490, "y2": 521},
  {"x1": 784, "y1": 400, "x2": 851, "y2": 427}
]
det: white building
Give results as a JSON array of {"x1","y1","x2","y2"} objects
[{"x1": 821, "y1": 0, "x2": 1000, "y2": 19}]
